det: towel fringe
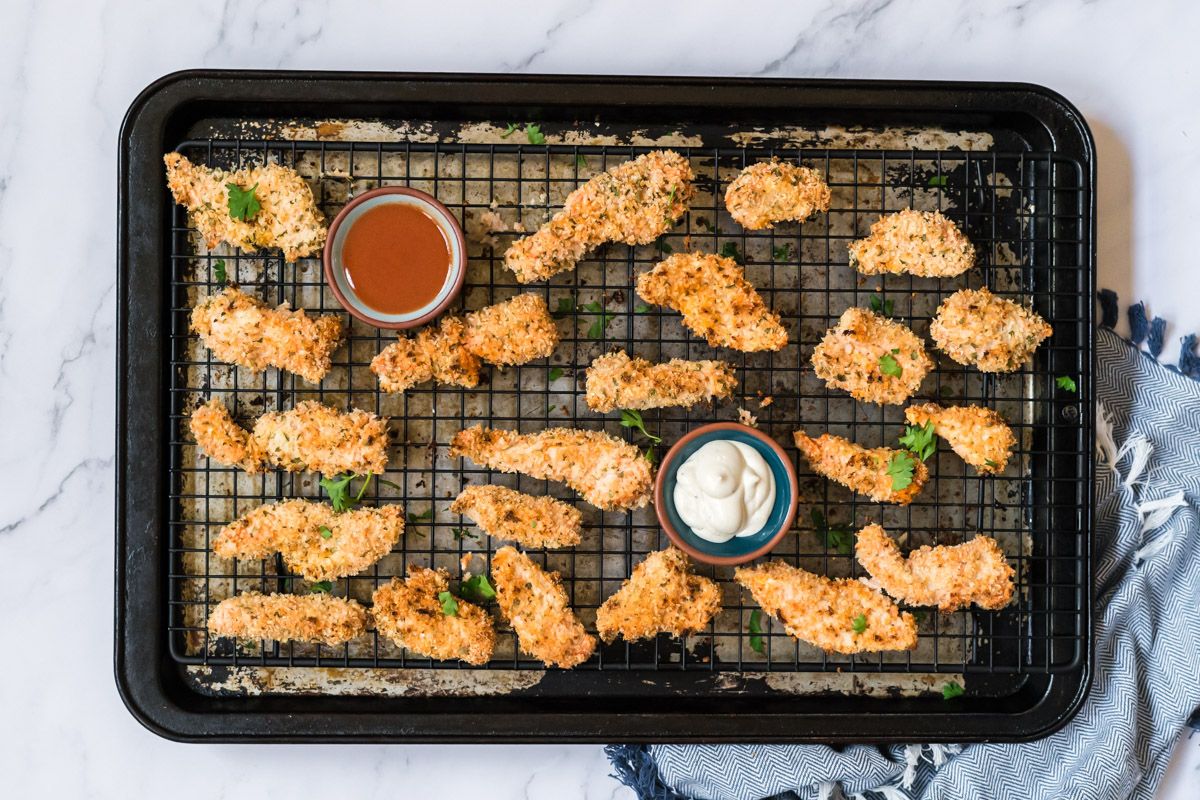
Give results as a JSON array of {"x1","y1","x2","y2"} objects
[
  {"x1": 1116, "y1": 433, "x2": 1153, "y2": 488},
  {"x1": 900, "y1": 745, "x2": 922, "y2": 788}
]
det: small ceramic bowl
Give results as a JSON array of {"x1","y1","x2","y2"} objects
[
  {"x1": 323, "y1": 186, "x2": 466, "y2": 329},
  {"x1": 655, "y1": 422, "x2": 799, "y2": 566}
]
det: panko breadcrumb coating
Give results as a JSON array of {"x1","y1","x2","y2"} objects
[
  {"x1": 207, "y1": 592, "x2": 368, "y2": 646},
  {"x1": 596, "y1": 547, "x2": 721, "y2": 644},
  {"x1": 735, "y1": 561, "x2": 917, "y2": 654},
  {"x1": 370, "y1": 316, "x2": 482, "y2": 394},
  {"x1": 372, "y1": 567, "x2": 496, "y2": 665},
  {"x1": 492, "y1": 546, "x2": 596, "y2": 668},
  {"x1": 584, "y1": 350, "x2": 738, "y2": 412},
  {"x1": 212, "y1": 499, "x2": 404, "y2": 582},
  {"x1": 190, "y1": 287, "x2": 343, "y2": 383},
  {"x1": 450, "y1": 485, "x2": 583, "y2": 548},
  {"x1": 163, "y1": 153, "x2": 326, "y2": 262},
  {"x1": 848, "y1": 209, "x2": 975, "y2": 278},
  {"x1": 190, "y1": 399, "x2": 389, "y2": 478},
  {"x1": 450, "y1": 425, "x2": 653, "y2": 511},
  {"x1": 905, "y1": 403, "x2": 1016, "y2": 474},
  {"x1": 724, "y1": 159, "x2": 831, "y2": 230},
  {"x1": 636, "y1": 253, "x2": 788, "y2": 352},
  {"x1": 929, "y1": 287, "x2": 1053, "y2": 372},
  {"x1": 504, "y1": 150, "x2": 694, "y2": 283},
  {"x1": 794, "y1": 430, "x2": 928, "y2": 505},
  {"x1": 463, "y1": 293, "x2": 559, "y2": 365},
  {"x1": 855, "y1": 524, "x2": 1014, "y2": 612},
  {"x1": 811, "y1": 307, "x2": 932, "y2": 405}
]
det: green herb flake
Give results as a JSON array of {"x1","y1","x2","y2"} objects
[
  {"x1": 879, "y1": 351, "x2": 903, "y2": 378},
  {"x1": 772, "y1": 244, "x2": 793, "y2": 261},
  {"x1": 643, "y1": 446, "x2": 657, "y2": 465},
  {"x1": 582, "y1": 299, "x2": 615, "y2": 338},
  {"x1": 886, "y1": 451, "x2": 916, "y2": 492},
  {"x1": 525, "y1": 124, "x2": 546, "y2": 145},
  {"x1": 635, "y1": 303, "x2": 653, "y2": 314},
  {"x1": 852, "y1": 614, "x2": 868, "y2": 634},
  {"x1": 985, "y1": 458, "x2": 999, "y2": 468},
  {"x1": 719, "y1": 241, "x2": 744, "y2": 264},
  {"x1": 451, "y1": 526, "x2": 478, "y2": 542},
  {"x1": 942, "y1": 681, "x2": 965, "y2": 700},
  {"x1": 318, "y1": 525, "x2": 333, "y2": 540},
  {"x1": 407, "y1": 508, "x2": 434, "y2": 525},
  {"x1": 548, "y1": 366, "x2": 565, "y2": 382},
  {"x1": 226, "y1": 182, "x2": 261, "y2": 221},
  {"x1": 928, "y1": 175, "x2": 948, "y2": 188},
  {"x1": 319, "y1": 473, "x2": 358, "y2": 513},
  {"x1": 576, "y1": 154, "x2": 588, "y2": 169},
  {"x1": 500, "y1": 123, "x2": 518, "y2": 139},
  {"x1": 457, "y1": 574, "x2": 497, "y2": 603},
  {"x1": 620, "y1": 409, "x2": 662, "y2": 444},
  {"x1": 657, "y1": 238, "x2": 674, "y2": 254},
  {"x1": 310, "y1": 580, "x2": 333, "y2": 594},
  {"x1": 213, "y1": 259, "x2": 228, "y2": 284},
  {"x1": 552, "y1": 296, "x2": 576, "y2": 320},
  {"x1": 868, "y1": 294, "x2": 894, "y2": 316},
  {"x1": 748, "y1": 609, "x2": 766, "y2": 654},
  {"x1": 1056, "y1": 375, "x2": 1078, "y2": 392},
  {"x1": 811, "y1": 508, "x2": 854, "y2": 555},
  {"x1": 899, "y1": 421, "x2": 938, "y2": 462},
  {"x1": 438, "y1": 590, "x2": 459, "y2": 616}
]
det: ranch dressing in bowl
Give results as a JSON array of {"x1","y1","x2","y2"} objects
[{"x1": 672, "y1": 439, "x2": 776, "y2": 543}]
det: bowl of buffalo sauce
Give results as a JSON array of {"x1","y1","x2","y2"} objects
[{"x1": 324, "y1": 187, "x2": 466, "y2": 329}]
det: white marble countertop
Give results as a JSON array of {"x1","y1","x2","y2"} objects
[{"x1": 2, "y1": 1, "x2": 1198, "y2": 797}]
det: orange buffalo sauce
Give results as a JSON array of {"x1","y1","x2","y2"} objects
[{"x1": 342, "y1": 203, "x2": 452, "y2": 314}]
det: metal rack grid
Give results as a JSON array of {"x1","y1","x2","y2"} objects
[{"x1": 166, "y1": 138, "x2": 1088, "y2": 678}]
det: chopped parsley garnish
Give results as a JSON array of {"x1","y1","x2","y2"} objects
[
  {"x1": 942, "y1": 681, "x2": 965, "y2": 700},
  {"x1": 879, "y1": 349, "x2": 903, "y2": 378},
  {"x1": 1056, "y1": 375, "x2": 1078, "y2": 392},
  {"x1": 451, "y1": 526, "x2": 478, "y2": 542},
  {"x1": 851, "y1": 614, "x2": 868, "y2": 634},
  {"x1": 318, "y1": 525, "x2": 333, "y2": 540},
  {"x1": 985, "y1": 458, "x2": 999, "y2": 468},
  {"x1": 457, "y1": 574, "x2": 497, "y2": 603},
  {"x1": 868, "y1": 294, "x2": 894, "y2": 316},
  {"x1": 548, "y1": 366, "x2": 565, "y2": 382},
  {"x1": 407, "y1": 508, "x2": 434, "y2": 525},
  {"x1": 899, "y1": 421, "x2": 937, "y2": 462},
  {"x1": 226, "y1": 182, "x2": 261, "y2": 221},
  {"x1": 886, "y1": 451, "x2": 916, "y2": 491},
  {"x1": 310, "y1": 581, "x2": 333, "y2": 594},
  {"x1": 748, "y1": 609, "x2": 766, "y2": 654},
  {"x1": 811, "y1": 509, "x2": 854, "y2": 555},
  {"x1": 635, "y1": 303, "x2": 653, "y2": 314},
  {"x1": 438, "y1": 590, "x2": 459, "y2": 616},
  {"x1": 213, "y1": 259, "x2": 228, "y2": 283},
  {"x1": 552, "y1": 296, "x2": 576, "y2": 320},
  {"x1": 500, "y1": 123, "x2": 518, "y2": 139},
  {"x1": 576, "y1": 154, "x2": 588, "y2": 169},
  {"x1": 928, "y1": 175, "x2": 948, "y2": 188},
  {"x1": 525, "y1": 124, "x2": 546, "y2": 145},
  {"x1": 582, "y1": 300, "x2": 615, "y2": 338},
  {"x1": 719, "y1": 241, "x2": 744, "y2": 264},
  {"x1": 643, "y1": 446, "x2": 657, "y2": 465},
  {"x1": 319, "y1": 473, "x2": 360, "y2": 513},
  {"x1": 657, "y1": 238, "x2": 674, "y2": 254},
  {"x1": 620, "y1": 409, "x2": 662, "y2": 444},
  {"x1": 772, "y1": 244, "x2": 793, "y2": 261}
]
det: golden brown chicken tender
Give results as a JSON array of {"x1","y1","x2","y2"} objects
[
  {"x1": 450, "y1": 425, "x2": 653, "y2": 511},
  {"x1": 811, "y1": 307, "x2": 932, "y2": 405},
  {"x1": 904, "y1": 403, "x2": 1016, "y2": 474},
  {"x1": 724, "y1": 159, "x2": 831, "y2": 230},
  {"x1": 207, "y1": 592, "x2": 368, "y2": 646},
  {"x1": 848, "y1": 209, "x2": 975, "y2": 278},
  {"x1": 855, "y1": 524, "x2": 1014, "y2": 612},
  {"x1": 929, "y1": 287, "x2": 1053, "y2": 372},
  {"x1": 190, "y1": 399, "x2": 389, "y2": 478},
  {"x1": 584, "y1": 350, "x2": 738, "y2": 412},
  {"x1": 164, "y1": 153, "x2": 326, "y2": 262},
  {"x1": 636, "y1": 253, "x2": 788, "y2": 352},
  {"x1": 735, "y1": 560, "x2": 917, "y2": 654},
  {"x1": 794, "y1": 430, "x2": 928, "y2": 505},
  {"x1": 450, "y1": 485, "x2": 582, "y2": 548},
  {"x1": 492, "y1": 546, "x2": 596, "y2": 668},
  {"x1": 596, "y1": 547, "x2": 721, "y2": 644},
  {"x1": 191, "y1": 287, "x2": 343, "y2": 383},
  {"x1": 504, "y1": 150, "x2": 694, "y2": 283},
  {"x1": 370, "y1": 316, "x2": 482, "y2": 394},
  {"x1": 212, "y1": 499, "x2": 404, "y2": 582},
  {"x1": 463, "y1": 293, "x2": 559, "y2": 365},
  {"x1": 371, "y1": 567, "x2": 497, "y2": 665}
]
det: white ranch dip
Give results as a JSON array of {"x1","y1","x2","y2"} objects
[{"x1": 673, "y1": 439, "x2": 776, "y2": 543}]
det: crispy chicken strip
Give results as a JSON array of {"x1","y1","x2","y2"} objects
[
  {"x1": 811, "y1": 307, "x2": 932, "y2": 405},
  {"x1": 636, "y1": 253, "x2": 788, "y2": 352},
  {"x1": 463, "y1": 293, "x2": 559, "y2": 365},
  {"x1": 596, "y1": 547, "x2": 721, "y2": 644},
  {"x1": 450, "y1": 485, "x2": 583, "y2": 548},
  {"x1": 724, "y1": 159, "x2": 831, "y2": 230},
  {"x1": 905, "y1": 403, "x2": 1016, "y2": 474},
  {"x1": 372, "y1": 567, "x2": 497, "y2": 665},
  {"x1": 450, "y1": 425, "x2": 653, "y2": 511},
  {"x1": 370, "y1": 316, "x2": 482, "y2": 394},
  {"x1": 584, "y1": 350, "x2": 738, "y2": 412},
  {"x1": 212, "y1": 499, "x2": 404, "y2": 582},
  {"x1": 735, "y1": 561, "x2": 917, "y2": 654},
  {"x1": 492, "y1": 546, "x2": 596, "y2": 668},
  {"x1": 191, "y1": 287, "x2": 343, "y2": 383},
  {"x1": 794, "y1": 430, "x2": 928, "y2": 505},
  {"x1": 190, "y1": 399, "x2": 389, "y2": 478},
  {"x1": 163, "y1": 153, "x2": 326, "y2": 262},
  {"x1": 504, "y1": 150, "x2": 695, "y2": 283},
  {"x1": 207, "y1": 592, "x2": 368, "y2": 646},
  {"x1": 929, "y1": 287, "x2": 1053, "y2": 372},
  {"x1": 855, "y1": 524, "x2": 1014, "y2": 612},
  {"x1": 848, "y1": 209, "x2": 975, "y2": 278}
]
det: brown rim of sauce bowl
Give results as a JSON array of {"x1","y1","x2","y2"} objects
[
  {"x1": 323, "y1": 186, "x2": 467, "y2": 330},
  {"x1": 655, "y1": 422, "x2": 799, "y2": 567}
]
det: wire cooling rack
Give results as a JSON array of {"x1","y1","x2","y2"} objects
[{"x1": 167, "y1": 139, "x2": 1089, "y2": 677}]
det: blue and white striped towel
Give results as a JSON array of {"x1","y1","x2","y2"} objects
[{"x1": 609, "y1": 319, "x2": 1200, "y2": 800}]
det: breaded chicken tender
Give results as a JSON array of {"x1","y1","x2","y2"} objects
[
  {"x1": 849, "y1": 209, "x2": 974, "y2": 278},
  {"x1": 905, "y1": 403, "x2": 1016, "y2": 474},
  {"x1": 450, "y1": 425, "x2": 653, "y2": 511},
  {"x1": 190, "y1": 399, "x2": 389, "y2": 478},
  {"x1": 794, "y1": 430, "x2": 928, "y2": 505},
  {"x1": 372, "y1": 567, "x2": 497, "y2": 665},
  {"x1": 735, "y1": 561, "x2": 917, "y2": 654},
  {"x1": 164, "y1": 153, "x2": 326, "y2": 262},
  {"x1": 463, "y1": 293, "x2": 559, "y2": 365},
  {"x1": 584, "y1": 350, "x2": 738, "y2": 412},
  {"x1": 811, "y1": 307, "x2": 932, "y2": 405},
  {"x1": 724, "y1": 159, "x2": 831, "y2": 230},
  {"x1": 191, "y1": 287, "x2": 343, "y2": 383},
  {"x1": 370, "y1": 316, "x2": 482, "y2": 394},
  {"x1": 504, "y1": 150, "x2": 694, "y2": 283},
  {"x1": 596, "y1": 547, "x2": 721, "y2": 643},
  {"x1": 855, "y1": 524, "x2": 1014, "y2": 612},
  {"x1": 636, "y1": 253, "x2": 788, "y2": 352},
  {"x1": 929, "y1": 287, "x2": 1053, "y2": 372},
  {"x1": 212, "y1": 499, "x2": 404, "y2": 582},
  {"x1": 492, "y1": 546, "x2": 596, "y2": 668},
  {"x1": 450, "y1": 485, "x2": 582, "y2": 548},
  {"x1": 207, "y1": 592, "x2": 368, "y2": 646}
]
